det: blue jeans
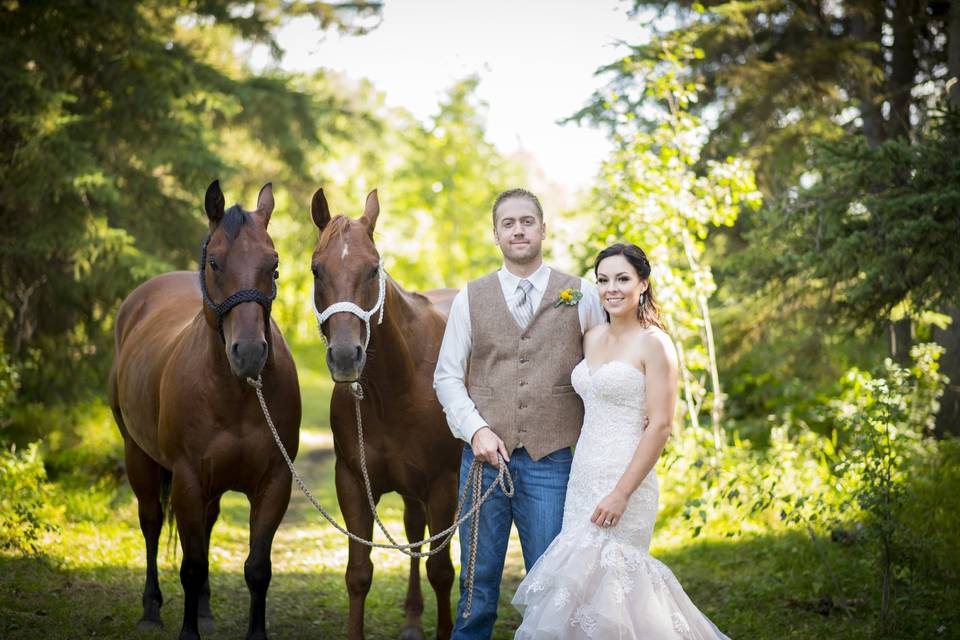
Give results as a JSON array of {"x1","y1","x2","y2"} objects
[{"x1": 452, "y1": 445, "x2": 573, "y2": 639}]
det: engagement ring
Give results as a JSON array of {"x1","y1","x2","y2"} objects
[{"x1": 604, "y1": 520, "x2": 612, "y2": 526}]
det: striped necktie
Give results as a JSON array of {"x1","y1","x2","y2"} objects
[{"x1": 513, "y1": 279, "x2": 534, "y2": 329}]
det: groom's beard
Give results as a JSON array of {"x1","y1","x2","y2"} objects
[{"x1": 501, "y1": 239, "x2": 542, "y2": 264}]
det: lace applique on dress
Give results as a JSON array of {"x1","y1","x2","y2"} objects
[{"x1": 570, "y1": 605, "x2": 599, "y2": 636}]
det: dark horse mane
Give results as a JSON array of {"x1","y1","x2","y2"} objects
[{"x1": 221, "y1": 204, "x2": 251, "y2": 241}]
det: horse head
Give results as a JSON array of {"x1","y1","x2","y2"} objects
[
  {"x1": 310, "y1": 187, "x2": 384, "y2": 383},
  {"x1": 201, "y1": 180, "x2": 278, "y2": 380}
]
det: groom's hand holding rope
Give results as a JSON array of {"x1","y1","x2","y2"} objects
[{"x1": 471, "y1": 426, "x2": 510, "y2": 466}]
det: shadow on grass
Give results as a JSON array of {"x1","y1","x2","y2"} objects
[{"x1": 4, "y1": 522, "x2": 957, "y2": 639}]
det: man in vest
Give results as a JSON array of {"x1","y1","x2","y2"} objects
[{"x1": 434, "y1": 188, "x2": 605, "y2": 638}]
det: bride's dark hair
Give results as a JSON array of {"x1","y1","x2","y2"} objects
[{"x1": 593, "y1": 243, "x2": 664, "y2": 330}]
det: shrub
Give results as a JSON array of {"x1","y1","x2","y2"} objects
[{"x1": 0, "y1": 442, "x2": 58, "y2": 554}]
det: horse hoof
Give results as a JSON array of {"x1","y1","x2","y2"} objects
[
  {"x1": 137, "y1": 617, "x2": 163, "y2": 631},
  {"x1": 399, "y1": 625, "x2": 426, "y2": 640},
  {"x1": 199, "y1": 614, "x2": 215, "y2": 634}
]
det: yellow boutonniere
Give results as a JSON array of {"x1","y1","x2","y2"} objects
[{"x1": 553, "y1": 288, "x2": 583, "y2": 308}]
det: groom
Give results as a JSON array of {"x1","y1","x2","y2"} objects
[{"x1": 433, "y1": 188, "x2": 604, "y2": 638}]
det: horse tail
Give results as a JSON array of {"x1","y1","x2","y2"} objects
[{"x1": 160, "y1": 467, "x2": 178, "y2": 551}]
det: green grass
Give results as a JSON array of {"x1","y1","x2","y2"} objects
[{"x1": 1, "y1": 341, "x2": 957, "y2": 638}]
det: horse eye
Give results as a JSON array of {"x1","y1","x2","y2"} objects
[
  {"x1": 273, "y1": 270, "x2": 280, "y2": 280},
  {"x1": 368, "y1": 266, "x2": 379, "y2": 280},
  {"x1": 311, "y1": 266, "x2": 319, "y2": 278},
  {"x1": 208, "y1": 258, "x2": 219, "y2": 272}
]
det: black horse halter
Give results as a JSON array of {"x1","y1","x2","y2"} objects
[{"x1": 198, "y1": 234, "x2": 277, "y2": 344}]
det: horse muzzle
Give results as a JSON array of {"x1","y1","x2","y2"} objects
[
  {"x1": 228, "y1": 338, "x2": 268, "y2": 380},
  {"x1": 327, "y1": 343, "x2": 365, "y2": 383}
]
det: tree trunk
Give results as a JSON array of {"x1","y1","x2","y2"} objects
[
  {"x1": 888, "y1": 0, "x2": 918, "y2": 140},
  {"x1": 934, "y1": 308, "x2": 960, "y2": 436},
  {"x1": 936, "y1": 0, "x2": 960, "y2": 437},
  {"x1": 681, "y1": 229, "x2": 725, "y2": 452},
  {"x1": 849, "y1": 1, "x2": 886, "y2": 147},
  {"x1": 889, "y1": 318, "x2": 913, "y2": 366},
  {"x1": 949, "y1": 0, "x2": 960, "y2": 111},
  {"x1": 885, "y1": 0, "x2": 917, "y2": 362}
]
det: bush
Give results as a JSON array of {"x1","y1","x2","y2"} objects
[{"x1": 0, "y1": 442, "x2": 58, "y2": 554}]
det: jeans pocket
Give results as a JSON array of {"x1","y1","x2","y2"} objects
[{"x1": 544, "y1": 446, "x2": 573, "y2": 463}]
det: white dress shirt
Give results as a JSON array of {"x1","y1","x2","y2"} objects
[{"x1": 433, "y1": 263, "x2": 606, "y2": 445}]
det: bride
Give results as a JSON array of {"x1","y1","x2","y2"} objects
[{"x1": 512, "y1": 243, "x2": 730, "y2": 639}]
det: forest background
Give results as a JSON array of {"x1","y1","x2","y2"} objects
[{"x1": 1, "y1": 1, "x2": 958, "y2": 638}]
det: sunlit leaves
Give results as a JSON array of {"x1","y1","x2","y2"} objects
[{"x1": 580, "y1": 39, "x2": 761, "y2": 432}]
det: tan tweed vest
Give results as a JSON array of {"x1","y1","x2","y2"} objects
[{"x1": 467, "y1": 269, "x2": 585, "y2": 461}]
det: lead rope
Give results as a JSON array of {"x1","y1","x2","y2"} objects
[{"x1": 246, "y1": 375, "x2": 513, "y2": 618}]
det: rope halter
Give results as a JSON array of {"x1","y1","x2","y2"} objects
[
  {"x1": 312, "y1": 258, "x2": 386, "y2": 352},
  {"x1": 198, "y1": 235, "x2": 277, "y2": 344}
]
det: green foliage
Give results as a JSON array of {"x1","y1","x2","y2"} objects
[
  {"x1": 0, "y1": 345, "x2": 20, "y2": 426},
  {"x1": 577, "y1": 38, "x2": 760, "y2": 433},
  {"x1": 657, "y1": 343, "x2": 953, "y2": 632},
  {"x1": 0, "y1": 0, "x2": 380, "y2": 403},
  {"x1": 576, "y1": 1, "x2": 951, "y2": 195},
  {"x1": 739, "y1": 114, "x2": 960, "y2": 324},
  {"x1": 385, "y1": 75, "x2": 526, "y2": 290},
  {"x1": 0, "y1": 443, "x2": 59, "y2": 555},
  {"x1": 827, "y1": 343, "x2": 946, "y2": 625}
]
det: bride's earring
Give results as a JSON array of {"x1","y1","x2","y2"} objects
[{"x1": 639, "y1": 293, "x2": 645, "y2": 306}]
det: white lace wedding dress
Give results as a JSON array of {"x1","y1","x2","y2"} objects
[{"x1": 512, "y1": 360, "x2": 730, "y2": 639}]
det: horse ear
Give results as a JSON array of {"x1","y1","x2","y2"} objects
[
  {"x1": 205, "y1": 180, "x2": 225, "y2": 229},
  {"x1": 254, "y1": 182, "x2": 274, "y2": 227},
  {"x1": 311, "y1": 188, "x2": 331, "y2": 232},
  {"x1": 362, "y1": 189, "x2": 379, "y2": 234}
]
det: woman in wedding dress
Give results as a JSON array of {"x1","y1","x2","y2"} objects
[{"x1": 512, "y1": 243, "x2": 730, "y2": 640}]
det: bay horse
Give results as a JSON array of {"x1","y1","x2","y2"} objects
[
  {"x1": 309, "y1": 188, "x2": 460, "y2": 640},
  {"x1": 108, "y1": 181, "x2": 301, "y2": 640}
]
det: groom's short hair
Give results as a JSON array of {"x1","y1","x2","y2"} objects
[{"x1": 492, "y1": 188, "x2": 543, "y2": 226}]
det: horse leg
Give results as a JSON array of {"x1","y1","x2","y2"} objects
[
  {"x1": 121, "y1": 435, "x2": 167, "y2": 630},
  {"x1": 171, "y1": 471, "x2": 208, "y2": 640},
  {"x1": 244, "y1": 473, "x2": 291, "y2": 640},
  {"x1": 399, "y1": 497, "x2": 426, "y2": 640},
  {"x1": 425, "y1": 478, "x2": 457, "y2": 640},
  {"x1": 198, "y1": 496, "x2": 221, "y2": 633},
  {"x1": 336, "y1": 459, "x2": 376, "y2": 640}
]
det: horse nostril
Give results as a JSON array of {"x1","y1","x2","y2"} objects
[
  {"x1": 231, "y1": 342, "x2": 241, "y2": 359},
  {"x1": 355, "y1": 346, "x2": 363, "y2": 363},
  {"x1": 259, "y1": 340, "x2": 267, "y2": 359}
]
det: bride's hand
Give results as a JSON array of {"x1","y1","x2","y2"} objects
[{"x1": 591, "y1": 490, "x2": 628, "y2": 528}]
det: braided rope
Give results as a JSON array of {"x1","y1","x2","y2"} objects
[{"x1": 246, "y1": 375, "x2": 513, "y2": 619}]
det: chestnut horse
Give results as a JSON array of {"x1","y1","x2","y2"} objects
[
  {"x1": 109, "y1": 181, "x2": 301, "y2": 640},
  {"x1": 309, "y1": 188, "x2": 460, "y2": 640}
]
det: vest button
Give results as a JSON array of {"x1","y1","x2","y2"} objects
[
  {"x1": 519, "y1": 357, "x2": 528, "y2": 364},
  {"x1": 519, "y1": 380, "x2": 526, "y2": 386},
  {"x1": 521, "y1": 335, "x2": 530, "y2": 340}
]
